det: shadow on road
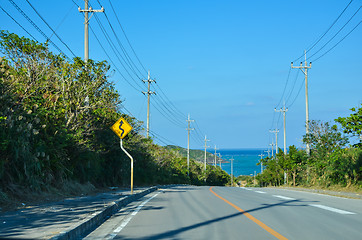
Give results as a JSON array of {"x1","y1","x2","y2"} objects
[{"x1": 115, "y1": 196, "x2": 317, "y2": 240}]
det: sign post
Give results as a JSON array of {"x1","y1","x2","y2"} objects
[{"x1": 110, "y1": 117, "x2": 134, "y2": 194}]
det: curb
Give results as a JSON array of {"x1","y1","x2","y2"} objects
[{"x1": 50, "y1": 186, "x2": 158, "y2": 240}]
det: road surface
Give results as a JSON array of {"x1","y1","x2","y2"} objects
[{"x1": 84, "y1": 185, "x2": 362, "y2": 239}]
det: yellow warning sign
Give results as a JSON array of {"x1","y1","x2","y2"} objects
[{"x1": 110, "y1": 117, "x2": 133, "y2": 139}]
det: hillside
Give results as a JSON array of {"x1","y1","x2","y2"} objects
[{"x1": 165, "y1": 145, "x2": 220, "y2": 164}]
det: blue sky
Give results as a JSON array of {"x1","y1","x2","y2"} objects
[{"x1": 1, "y1": 0, "x2": 361, "y2": 150}]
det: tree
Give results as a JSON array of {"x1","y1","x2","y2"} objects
[{"x1": 335, "y1": 103, "x2": 362, "y2": 147}]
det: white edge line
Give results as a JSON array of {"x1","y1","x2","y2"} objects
[
  {"x1": 309, "y1": 204, "x2": 356, "y2": 215},
  {"x1": 107, "y1": 191, "x2": 161, "y2": 239},
  {"x1": 255, "y1": 191, "x2": 267, "y2": 194},
  {"x1": 273, "y1": 195, "x2": 296, "y2": 201},
  {"x1": 275, "y1": 188, "x2": 350, "y2": 200}
]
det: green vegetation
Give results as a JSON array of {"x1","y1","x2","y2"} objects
[
  {"x1": 257, "y1": 105, "x2": 362, "y2": 189},
  {"x1": 0, "y1": 31, "x2": 229, "y2": 206},
  {"x1": 164, "y1": 145, "x2": 216, "y2": 163}
]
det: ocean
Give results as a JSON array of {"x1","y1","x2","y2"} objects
[{"x1": 215, "y1": 149, "x2": 267, "y2": 176}]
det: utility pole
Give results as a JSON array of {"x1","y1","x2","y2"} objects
[
  {"x1": 186, "y1": 114, "x2": 194, "y2": 176},
  {"x1": 275, "y1": 104, "x2": 288, "y2": 155},
  {"x1": 204, "y1": 136, "x2": 210, "y2": 172},
  {"x1": 254, "y1": 171, "x2": 256, "y2": 187},
  {"x1": 258, "y1": 153, "x2": 265, "y2": 173},
  {"x1": 142, "y1": 71, "x2": 155, "y2": 138},
  {"x1": 269, "y1": 142, "x2": 275, "y2": 157},
  {"x1": 269, "y1": 129, "x2": 279, "y2": 154},
  {"x1": 275, "y1": 103, "x2": 288, "y2": 184},
  {"x1": 230, "y1": 157, "x2": 234, "y2": 186},
  {"x1": 78, "y1": 0, "x2": 104, "y2": 62},
  {"x1": 264, "y1": 149, "x2": 271, "y2": 158},
  {"x1": 218, "y1": 153, "x2": 222, "y2": 170},
  {"x1": 214, "y1": 145, "x2": 218, "y2": 167},
  {"x1": 291, "y1": 50, "x2": 312, "y2": 155}
]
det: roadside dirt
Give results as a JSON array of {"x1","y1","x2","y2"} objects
[{"x1": 0, "y1": 181, "x2": 111, "y2": 212}]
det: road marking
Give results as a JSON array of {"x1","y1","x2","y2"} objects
[
  {"x1": 255, "y1": 191, "x2": 267, "y2": 194},
  {"x1": 106, "y1": 191, "x2": 161, "y2": 240},
  {"x1": 309, "y1": 204, "x2": 356, "y2": 215},
  {"x1": 241, "y1": 187, "x2": 252, "y2": 190},
  {"x1": 210, "y1": 187, "x2": 288, "y2": 240},
  {"x1": 273, "y1": 195, "x2": 296, "y2": 201}
]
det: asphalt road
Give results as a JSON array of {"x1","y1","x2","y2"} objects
[{"x1": 83, "y1": 185, "x2": 362, "y2": 240}]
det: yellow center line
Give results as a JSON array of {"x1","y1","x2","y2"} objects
[{"x1": 209, "y1": 187, "x2": 288, "y2": 240}]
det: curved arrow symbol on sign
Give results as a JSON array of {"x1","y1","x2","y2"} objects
[{"x1": 119, "y1": 120, "x2": 125, "y2": 137}]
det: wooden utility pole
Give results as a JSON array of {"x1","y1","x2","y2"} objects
[
  {"x1": 291, "y1": 51, "x2": 312, "y2": 155},
  {"x1": 142, "y1": 71, "x2": 155, "y2": 138},
  {"x1": 78, "y1": 0, "x2": 104, "y2": 62},
  {"x1": 186, "y1": 114, "x2": 194, "y2": 176},
  {"x1": 204, "y1": 136, "x2": 210, "y2": 172},
  {"x1": 275, "y1": 104, "x2": 288, "y2": 155},
  {"x1": 270, "y1": 129, "x2": 279, "y2": 154}
]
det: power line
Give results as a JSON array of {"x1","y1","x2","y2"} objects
[
  {"x1": 275, "y1": 67, "x2": 291, "y2": 109},
  {"x1": 285, "y1": 69, "x2": 300, "y2": 105},
  {"x1": 88, "y1": 22, "x2": 142, "y2": 92},
  {"x1": 107, "y1": 0, "x2": 148, "y2": 75},
  {"x1": 0, "y1": 5, "x2": 38, "y2": 41},
  {"x1": 93, "y1": 0, "x2": 188, "y2": 132},
  {"x1": 95, "y1": 0, "x2": 145, "y2": 80},
  {"x1": 308, "y1": 6, "x2": 361, "y2": 61},
  {"x1": 150, "y1": 101, "x2": 185, "y2": 128},
  {"x1": 7, "y1": 0, "x2": 70, "y2": 59},
  {"x1": 48, "y1": 2, "x2": 75, "y2": 41},
  {"x1": 311, "y1": 20, "x2": 362, "y2": 62},
  {"x1": 292, "y1": 0, "x2": 354, "y2": 62},
  {"x1": 92, "y1": 13, "x2": 146, "y2": 91},
  {"x1": 25, "y1": 0, "x2": 77, "y2": 58},
  {"x1": 154, "y1": 82, "x2": 186, "y2": 119},
  {"x1": 149, "y1": 129, "x2": 178, "y2": 146}
]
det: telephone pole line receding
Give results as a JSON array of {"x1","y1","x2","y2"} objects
[
  {"x1": 230, "y1": 157, "x2": 234, "y2": 186},
  {"x1": 186, "y1": 114, "x2": 194, "y2": 176},
  {"x1": 269, "y1": 142, "x2": 275, "y2": 157},
  {"x1": 291, "y1": 50, "x2": 312, "y2": 155},
  {"x1": 258, "y1": 153, "x2": 265, "y2": 173},
  {"x1": 78, "y1": 0, "x2": 104, "y2": 62},
  {"x1": 142, "y1": 71, "x2": 156, "y2": 138},
  {"x1": 214, "y1": 145, "x2": 218, "y2": 167},
  {"x1": 275, "y1": 104, "x2": 288, "y2": 155},
  {"x1": 264, "y1": 149, "x2": 271, "y2": 158},
  {"x1": 204, "y1": 136, "x2": 210, "y2": 172},
  {"x1": 269, "y1": 129, "x2": 279, "y2": 154}
]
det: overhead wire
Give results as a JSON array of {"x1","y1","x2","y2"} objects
[
  {"x1": 88, "y1": 24, "x2": 142, "y2": 91},
  {"x1": 93, "y1": 0, "x2": 188, "y2": 130},
  {"x1": 71, "y1": 0, "x2": 143, "y2": 92},
  {"x1": 287, "y1": 77, "x2": 305, "y2": 108},
  {"x1": 307, "y1": 6, "x2": 361, "y2": 61},
  {"x1": 310, "y1": 20, "x2": 362, "y2": 62},
  {"x1": 96, "y1": 0, "x2": 146, "y2": 79},
  {"x1": 292, "y1": 0, "x2": 354, "y2": 62},
  {"x1": 25, "y1": 0, "x2": 77, "y2": 58},
  {"x1": 7, "y1": 0, "x2": 70, "y2": 59},
  {"x1": 47, "y1": 2, "x2": 75, "y2": 41},
  {"x1": 275, "y1": 67, "x2": 291, "y2": 109},
  {"x1": 153, "y1": 80, "x2": 186, "y2": 117},
  {"x1": 285, "y1": 69, "x2": 300, "y2": 105},
  {"x1": 0, "y1": 5, "x2": 38, "y2": 42},
  {"x1": 107, "y1": 0, "x2": 148, "y2": 75},
  {"x1": 94, "y1": 0, "x2": 144, "y2": 80},
  {"x1": 93, "y1": 13, "x2": 146, "y2": 91},
  {"x1": 86, "y1": 0, "x2": 207, "y2": 147}
]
